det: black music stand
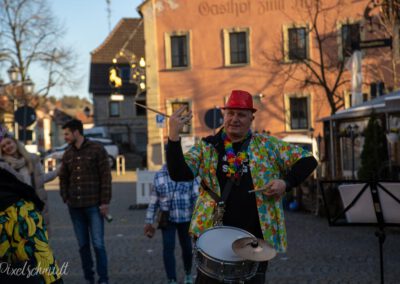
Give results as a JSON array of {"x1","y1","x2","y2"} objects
[{"x1": 319, "y1": 181, "x2": 400, "y2": 284}]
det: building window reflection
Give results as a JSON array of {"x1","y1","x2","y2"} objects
[
  {"x1": 290, "y1": 97, "x2": 309, "y2": 130},
  {"x1": 288, "y1": 27, "x2": 308, "y2": 60},
  {"x1": 341, "y1": 23, "x2": 360, "y2": 58},
  {"x1": 109, "y1": 101, "x2": 120, "y2": 117},
  {"x1": 171, "y1": 35, "x2": 188, "y2": 68},
  {"x1": 229, "y1": 31, "x2": 247, "y2": 64}
]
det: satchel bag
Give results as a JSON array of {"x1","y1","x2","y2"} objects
[{"x1": 157, "y1": 210, "x2": 170, "y2": 229}]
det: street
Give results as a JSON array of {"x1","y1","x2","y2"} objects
[{"x1": 46, "y1": 172, "x2": 400, "y2": 284}]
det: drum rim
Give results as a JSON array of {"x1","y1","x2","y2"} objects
[
  {"x1": 197, "y1": 225, "x2": 256, "y2": 239},
  {"x1": 195, "y1": 225, "x2": 258, "y2": 262},
  {"x1": 195, "y1": 247, "x2": 255, "y2": 265}
]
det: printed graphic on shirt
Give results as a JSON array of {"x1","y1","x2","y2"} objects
[{"x1": 221, "y1": 154, "x2": 249, "y2": 175}]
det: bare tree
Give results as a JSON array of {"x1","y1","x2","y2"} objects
[
  {"x1": 0, "y1": 0, "x2": 77, "y2": 102},
  {"x1": 263, "y1": 0, "x2": 354, "y2": 115},
  {"x1": 365, "y1": 0, "x2": 400, "y2": 89}
]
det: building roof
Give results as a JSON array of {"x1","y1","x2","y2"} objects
[
  {"x1": 319, "y1": 91, "x2": 400, "y2": 121},
  {"x1": 91, "y1": 18, "x2": 145, "y2": 64}
]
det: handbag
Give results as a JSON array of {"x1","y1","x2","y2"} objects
[{"x1": 157, "y1": 210, "x2": 170, "y2": 229}]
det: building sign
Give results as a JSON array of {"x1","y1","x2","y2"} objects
[
  {"x1": 358, "y1": 38, "x2": 392, "y2": 50},
  {"x1": 156, "y1": 114, "x2": 166, "y2": 128},
  {"x1": 14, "y1": 106, "x2": 36, "y2": 127},
  {"x1": 110, "y1": 93, "x2": 124, "y2": 101},
  {"x1": 198, "y1": 0, "x2": 314, "y2": 16}
]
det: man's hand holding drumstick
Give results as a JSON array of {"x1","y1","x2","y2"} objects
[
  {"x1": 169, "y1": 106, "x2": 193, "y2": 141},
  {"x1": 249, "y1": 179, "x2": 286, "y2": 200},
  {"x1": 134, "y1": 103, "x2": 193, "y2": 141}
]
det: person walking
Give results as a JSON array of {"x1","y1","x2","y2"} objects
[
  {"x1": 144, "y1": 164, "x2": 199, "y2": 284},
  {"x1": 0, "y1": 125, "x2": 58, "y2": 233},
  {"x1": 166, "y1": 90, "x2": 318, "y2": 283},
  {"x1": 58, "y1": 119, "x2": 112, "y2": 284}
]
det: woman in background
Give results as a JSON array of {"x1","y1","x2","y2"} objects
[{"x1": 0, "y1": 128, "x2": 58, "y2": 232}]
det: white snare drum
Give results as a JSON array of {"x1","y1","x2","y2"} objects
[{"x1": 195, "y1": 226, "x2": 259, "y2": 283}]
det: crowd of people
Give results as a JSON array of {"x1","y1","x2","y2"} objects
[{"x1": 0, "y1": 90, "x2": 317, "y2": 284}]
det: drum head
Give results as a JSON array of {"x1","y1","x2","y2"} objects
[{"x1": 196, "y1": 226, "x2": 255, "y2": 261}]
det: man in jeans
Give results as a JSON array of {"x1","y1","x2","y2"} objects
[
  {"x1": 59, "y1": 119, "x2": 112, "y2": 284},
  {"x1": 144, "y1": 164, "x2": 198, "y2": 284}
]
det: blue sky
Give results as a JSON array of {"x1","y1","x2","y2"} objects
[{"x1": 46, "y1": 0, "x2": 143, "y2": 100}]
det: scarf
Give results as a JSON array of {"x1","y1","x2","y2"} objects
[{"x1": 3, "y1": 155, "x2": 32, "y2": 186}]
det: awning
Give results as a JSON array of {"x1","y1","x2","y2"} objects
[{"x1": 318, "y1": 91, "x2": 400, "y2": 122}]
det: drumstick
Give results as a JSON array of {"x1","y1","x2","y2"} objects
[
  {"x1": 248, "y1": 185, "x2": 271, "y2": 194},
  {"x1": 135, "y1": 102, "x2": 191, "y2": 125},
  {"x1": 135, "y1": 102, "x2": 170, "y2": 118}
]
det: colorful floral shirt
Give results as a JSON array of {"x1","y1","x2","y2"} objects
[{"x1": 183, "y1": 133, "x2": 312, "y2": 252}]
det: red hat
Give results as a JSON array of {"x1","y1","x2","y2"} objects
[{"x1": 221, "y1": 90, "x2": 257, "y2": 113}]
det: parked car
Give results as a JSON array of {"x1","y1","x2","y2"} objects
[
  {"x1": 44, "y1": 137, "x2": 119, "y2": 168},
  {"x1": 84, "y1": 126, "x2": 110, "y2": 139}
]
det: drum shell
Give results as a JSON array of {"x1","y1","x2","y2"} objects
[
  {"x1": 195, "y1": 246, "x2": 258, "y2": 282},
  {"x1": 194, "y1": 226, "x2": 259, "y2": 282}
]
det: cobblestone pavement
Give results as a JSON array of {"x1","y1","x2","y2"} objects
[{"x1": 46, "y1": 172, "x2": 400, "y2": 284}]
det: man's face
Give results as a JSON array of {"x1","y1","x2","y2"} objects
[
  {"x1": 63, "y1": 128, "x2": 78, "y2": 145},
  {"x1": 223, "y1": 109, "x2": 254, "y2": 140}
]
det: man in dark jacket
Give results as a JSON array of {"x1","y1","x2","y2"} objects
[{"x1": 59, "y1": 119, "x2": 112, "y2": 284}]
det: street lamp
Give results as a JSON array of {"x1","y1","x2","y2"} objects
[
  {"x1": 346, "y1": 124, "x2": 359, "y2": 179},
  {"x1": 7, "y1": 64, "x2": 19, "y2": 83},
  {"x1": 22, "y1": 77, "x2": 34, "y2": 94},
  {"x1": 132, "y1": 56, "x2": 146, "y2": 93},
  {"x1": 0, "y1": 65, "x2": 35, "y2": 142}
]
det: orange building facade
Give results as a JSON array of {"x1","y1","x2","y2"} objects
[{"x1": 138, "y1": 0, "x2": 399, "y2": 169}]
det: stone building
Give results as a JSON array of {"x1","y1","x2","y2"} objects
[{"x1": 89, "y1": 18, "x2": 147, "y2": 156}]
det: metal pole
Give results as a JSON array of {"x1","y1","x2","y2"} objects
[
  {"x1": 213, "y1": 106, "x2": 216, "y2": 135},
  {"x1": 351, "y1": 129, "x2": 355, "y2": 179},
  {"x1": 329, "y1": 120, "x2": 335, "y2": 178},
  {"x1": 22, "y1": 105, "x2": 27, "y2": 143},
  {"x1": 160, "y1": 128, "x2": 165, "y2": 165},
  {"x1": 13, "y1": 99, "x2": 19, "y2": 140}
]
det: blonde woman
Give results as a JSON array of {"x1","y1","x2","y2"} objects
[{"x1": 0, "y1": 132, "x2": 58, "y2": 232}]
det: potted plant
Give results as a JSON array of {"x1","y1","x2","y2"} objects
[{"x1": 358, "y1": 113, "x2": 389, "y2": 180}]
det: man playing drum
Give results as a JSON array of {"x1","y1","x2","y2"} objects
[{"x1": 166, "y1": 90, "x2": 318, "y2": 283}]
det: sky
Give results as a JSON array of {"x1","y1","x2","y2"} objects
[{"x1": 44, "y1": 0, "x2": 143, "y2": 100}]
